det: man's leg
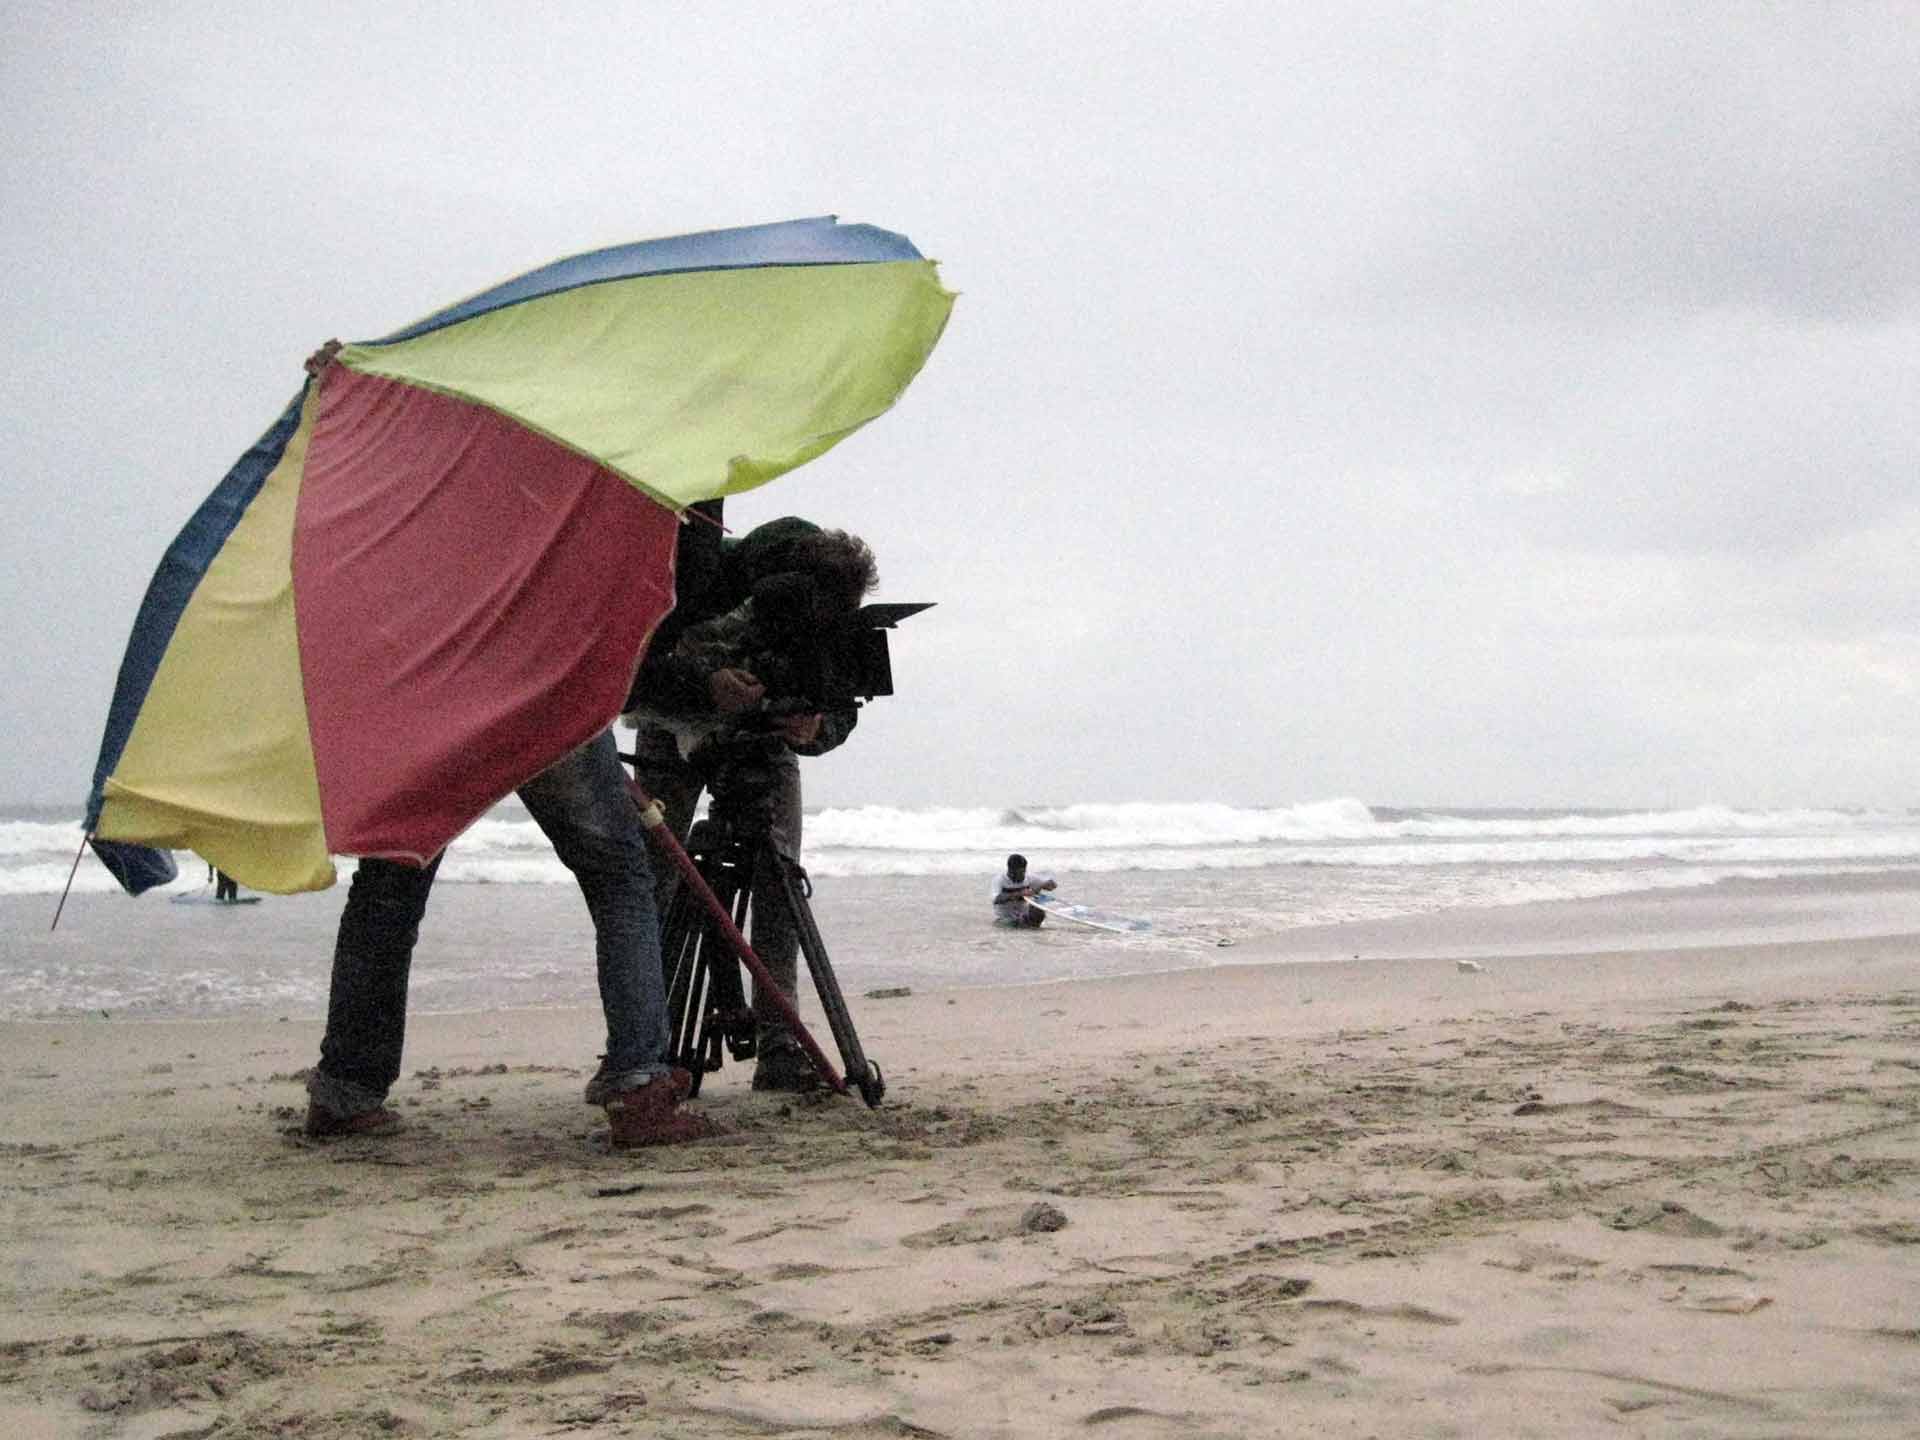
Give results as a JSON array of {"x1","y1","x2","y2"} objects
[
  {"x1": 519, "y1": 731, "x2": 671, "y2": 1092},
  {"x1": 307, "y1": 855, "x2": 442, "y2": 1130},
  {"x1": 520, "y1": 731, "x2": 719, "y2": 1147},
  {"x1": 629, "y1": 723, "x2": 705, "y2": 919}
]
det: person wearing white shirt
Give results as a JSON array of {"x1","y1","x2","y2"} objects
[{"x1": 993, "y1": 853, "x2": 1056, "y2": 928}]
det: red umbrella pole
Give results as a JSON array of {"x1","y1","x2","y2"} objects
[{"x1": 628, "y1": 782, "x2": 846, "y2": 1096}]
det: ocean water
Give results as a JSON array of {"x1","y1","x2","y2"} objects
[{"x1": 6, "y1": 799, "x2": 1920, "y2": 1020}]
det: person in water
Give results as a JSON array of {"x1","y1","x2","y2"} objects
[{"x1": 992, "y1": 853, "x2": 1056, "y2": 928}]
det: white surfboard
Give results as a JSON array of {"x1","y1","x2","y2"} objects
[
  {"x1": 170, "y1": 893, "x2": 263, "y2": 906},
  {"x1": 1027, "y1": 893, "x2": 1151, "y2": 934}
]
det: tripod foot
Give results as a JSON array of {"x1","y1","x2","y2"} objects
[{"x1": 854, "y1": 1060, "x2": 885, "y2": 1109}]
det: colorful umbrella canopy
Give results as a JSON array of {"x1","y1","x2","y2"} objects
[{"x1": 84, "y1": 217, "x2": 953, "y2": 895}]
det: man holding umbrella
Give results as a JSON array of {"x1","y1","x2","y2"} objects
[
  {"x1": 301, "y1": 343, "x2": 722, "y2": 1150},
  {"x1": 77, "y1": 219, "x2": 954, "y2": 1148}
]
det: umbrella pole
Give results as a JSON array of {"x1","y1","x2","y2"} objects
[
  {"x1": 627, "y1": 781, "x2": 847, "y2": 1097},
  {"x1": 49, "y1": 833, "x2": 89, "y2": 932}
]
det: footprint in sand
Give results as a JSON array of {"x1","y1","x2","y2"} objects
[
  {"x1": 900, "y1": 1201, "x2": 1068, "y2": 1248},
  {"x1": 1512, "y1": 1098, "x2": 1649, "y2": 1118},
  {"x1": 1486, "y1": 1241, "x2": 1603, "y2": 1274},
  {"x1": 1853, "y1": 1221, "x2": 1920, "y2": 1247},
  {"x1": 1671, "y1": 1292, "x2": 1772, "y2": 1314},
  {"x1": 1605, "y1": 1201, "x2": 1723, "y2": 1237},
  {"x1": 1299, "y1": 1298, "x2": 1462, "y2": 1326}
]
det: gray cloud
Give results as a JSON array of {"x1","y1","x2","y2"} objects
[
  {"x1": 4, "y1": 3, "x2": 1917, "y2": 814},
  {"x1": 1352, "y1": 5, "x2": 1920, "y2": 323}
]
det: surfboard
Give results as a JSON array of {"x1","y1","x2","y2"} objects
[
  {"x1": 1027, "y1": 893, "x2": 1151, "y2": 934},
  {"x1": 169, "y1": 893, "x2": 264, "y2": 906}
]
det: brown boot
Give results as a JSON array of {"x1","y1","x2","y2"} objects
[
  {"x1": 585, "y1": 1060, "x2": 695, "y2": 1107},
  {"x1": 604, "y1": 1070, "x2": 722, "y2": 1149},
  {"x1": 751, "y1": 1037, "x2": 822, "y2": 1094}
]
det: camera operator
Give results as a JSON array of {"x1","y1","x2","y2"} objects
[{"x1": 624, "y1": 511, "x2": 878, "y2": 1092}]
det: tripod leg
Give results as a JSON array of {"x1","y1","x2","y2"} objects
[
  {"x1": 629, "y1": 781, "x2": 848, "y2": 1096},
  {"x1": 658, "y1": 878, "x2": 712, "y2": 1091},
  {"x1": 761, "y1": 844, "x2": 885, "y2": 1108},
  {"x1": 742, "y1": 847, "x2": 803, "y2": 1077},
  {"x1": 710, "y1": 861, "x2": 757, "y2": 1062},
  {"x1": 660, "y1": 844, "x2": 754, "y2": 1092}
]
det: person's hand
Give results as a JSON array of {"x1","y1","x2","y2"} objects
[
  {"x1": 772, "y1": 711, "x2": 823, "y2": 746},
  {"x1": 304, "y1": 339, "x2": 343, "y2": 377},
  {"x1": 708, "y1": 667, "x2": 766, "y2": 713}
]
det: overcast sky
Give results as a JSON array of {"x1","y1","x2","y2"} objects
[{"x1": 4, "y1": 3, "x2": 1916, "y2": 813}]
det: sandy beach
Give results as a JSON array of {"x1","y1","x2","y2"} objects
[{"x1": 4, "y1": 902, "x2": 1919, "y2": 1438}]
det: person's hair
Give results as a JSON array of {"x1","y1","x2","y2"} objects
[
  {"x1": 794, "y1": 530, "x2": 878, "y2": 612},
  {"x1": 1007, "y1": 853, "x2": 1026, "y2": 870}
]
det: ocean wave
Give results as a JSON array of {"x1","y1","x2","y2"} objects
[
  {"x1": 408, "y1": 817, "x2": 1920, "y2": 887},
  {"x1": 0, "y1": 818, "x2": 87, "y2": 859},
  {"x1": 1376, "y1": 803, "x2": 1910, "y2": 840},
  {"x1": 804, "y1": 800, "x2": 1919, "y2": 855},
  {"x1": 18, "y1": 801, "x2": 1920, "y2": 895},
  {"x1": 810, "y1": 797, "x2": 1385, "y2": 852}
]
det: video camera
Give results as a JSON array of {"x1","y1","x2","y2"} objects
[
  {"x1": 731, "y1": 570, "x2": 933, "y2": 721},
  {"x1": 683, "y1": 575, "x2": 930, "y2": 838}
]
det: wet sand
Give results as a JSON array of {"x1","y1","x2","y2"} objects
[{"x1": 3, "y1": 900, "x2": 1919, "y2": 1436}]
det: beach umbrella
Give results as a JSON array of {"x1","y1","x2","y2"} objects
[{"x1": 82, "y1": 217, "x2": 953, "y2": 896}]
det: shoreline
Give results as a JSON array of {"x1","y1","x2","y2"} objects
[
  {"x1": 1229, "y1": 865, "x2": 1920, "y2": 963},
  {"x1": 3, "y1": 922, "x2": 1919, "y2": 1435},
  {"x1": 10, "y1": 864, "x2": 1920, "y2": 1024}
]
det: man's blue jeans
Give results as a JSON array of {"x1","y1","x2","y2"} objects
[{"x1": 308, "y1": 730, "x2": 668, "y2": 1117}]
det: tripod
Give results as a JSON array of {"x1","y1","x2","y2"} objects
[{"x1": 643, "y1": 789, "x2": 885, "y2": 1109}]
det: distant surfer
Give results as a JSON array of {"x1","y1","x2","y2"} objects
[
  {"x1": 214, "y1": 869, "x2": 240, "y2": 902},
  {"x1": 993, "y1": 853, "x2": 1056, "y2": 928}
]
